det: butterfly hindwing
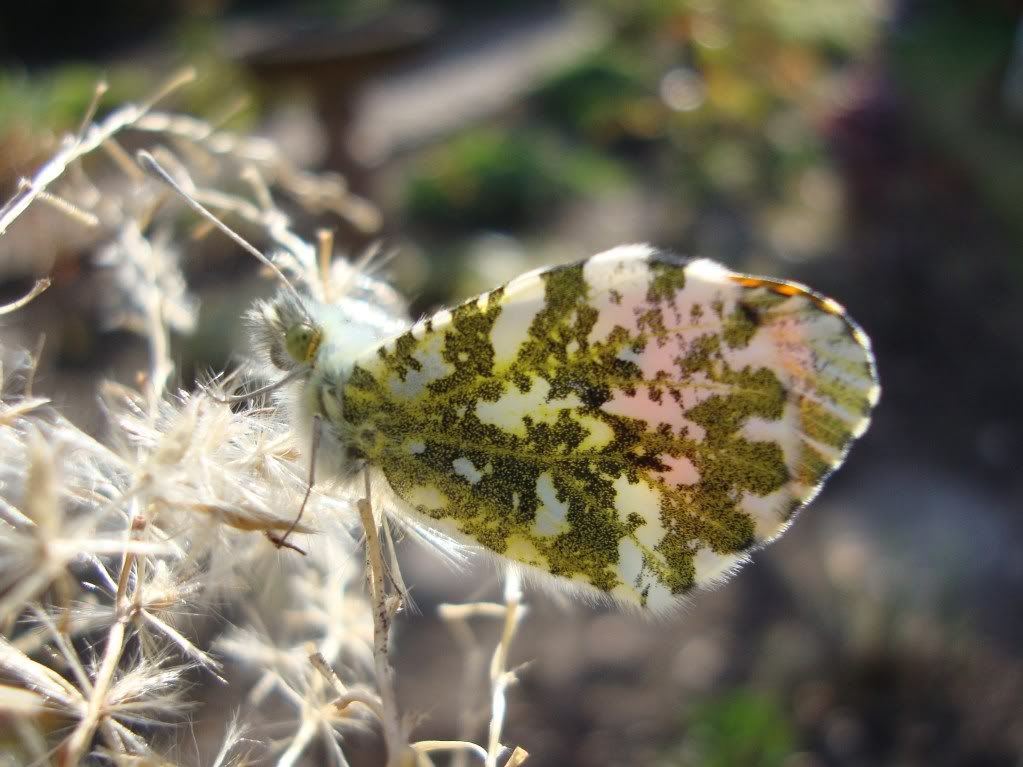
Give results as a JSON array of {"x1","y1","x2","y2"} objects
[{"x1": 339, "y1": 245, "x2": 878, "y2": 610}]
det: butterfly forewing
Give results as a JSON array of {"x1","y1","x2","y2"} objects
[{"x1": 340, "y1": 245, "x2": 878, "y2": 610}]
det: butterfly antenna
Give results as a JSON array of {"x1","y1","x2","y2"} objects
[{"x1": 137, "y1": 150, "x2": 310, "y2": 318}]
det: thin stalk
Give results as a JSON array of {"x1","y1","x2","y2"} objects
[
  {"x1": 485, "y1": 571, "x2": 523, "y2": 767},
  {"x1": 357, "y1": 470, "x2": 406, "y2": 766}
]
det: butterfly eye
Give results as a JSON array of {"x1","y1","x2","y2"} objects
[{"x1": 285, "y1": 323, "x2": 322, "y2": 364}]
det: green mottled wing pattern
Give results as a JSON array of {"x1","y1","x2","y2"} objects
[{"x1": 338, "y1": 245, "x2": 879, "y2": 610}]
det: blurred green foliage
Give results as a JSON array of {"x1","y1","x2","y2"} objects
[
  {"x1": 0, "y1": 67, "x2": 146, "y2": 133},
  {"x1": 315, "y1": 0, "x2": 397, "y2": 21},
  {"x1": 0, "y1": 56, "x2": 255, "y2": 194},
  {"x1": 583, "y1": 0, "x2": 878, "y2": 201},
  {"x1": 404, "y1": 127, "x2": 628, "y2": 230},
  {"x1": 890, "y1": 1, "x2": 1023, "y2": 249},
  {"x1": 403, "y1": 0, "x2": 879, "y2": 258},
  {"x1": 0, "y1": 16, "x2": 260, "y2": 188},
  {"x1": 661, "y1": 690, "x2": 796, "y2": 767},
  {"x1": 0, "y1": 59, "x2": 254, "y2": 136},
  {"x1": 530, "y1": 52, "x2": 652, "y2": 143},
  {"x1": 601, "y1": 0, "x2": 875, "y2": 54}
]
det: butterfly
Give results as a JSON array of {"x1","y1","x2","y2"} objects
[{"x1": 250, "y1": 244, "x2": 879, "y2": 612}]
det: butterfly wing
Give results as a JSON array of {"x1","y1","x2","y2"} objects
[{"x1": 341, "y1": 245, "x2": 879, "y2": 610}]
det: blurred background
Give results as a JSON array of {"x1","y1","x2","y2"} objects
[{"x1": 2, "y1": 0, "x2": 1023, "y2": 764}]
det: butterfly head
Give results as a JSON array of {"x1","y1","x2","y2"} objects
[
  {"x1": 248, "y1": 292, "x2": 321, "y2": 373},
  {"x1": 249, "y1": 284, "x2": 409, "y2": 380}
]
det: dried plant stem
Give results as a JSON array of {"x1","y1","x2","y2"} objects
[
  {"x1": 0, "y1": 68, "x2": 195, "y2": 236},
  {"x1": 0, "y1": 278, "x2": 50, "y2": 315},
  {"x1": 358, "y1": 472, "x2": 406, "y2": 767},
  {"x1": 439, "y1": 602, "x2": 496, "y2": 767},
  {"x1": 61, "y1": 618, "x2": 127, "y2": 765},
  {"x1": 131, "y1": 112, "x2": 382, "y2": 232},
  {"x1": 310, "y1": 651, "x2": 387, "y2": 722},
  {"x1": 140, "y1": 263, "x2": 173, "y2": 416},
  {"x1": 18, "y1": 184, "x2": 99, "y2": 228},
  {"x1": 413, "y1": 740, "x2": 489, "y2": 762},
  {"x1": 278, "y1": 716, "x2": 320, "y2": 767},
  {"x1": 438, "y1": 587, "x2": 528, "y2": 767},
  {"x1": 503, "y1": 747, "x2": 530, "y2": 767},
  {"x1": 60, "y1": 517, "x2": 144, "y2": 766},
  {"x1": 486, "y1": 571, "x2": 524, "y2": 767}
]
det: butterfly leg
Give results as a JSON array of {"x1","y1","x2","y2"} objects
[{"x1": 266, "y1": 414, "x2": 323, "y2": 554}]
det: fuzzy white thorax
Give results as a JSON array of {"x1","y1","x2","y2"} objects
[{"x1": 296, "y1": 292, "x2": 409, "y2": 481}]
